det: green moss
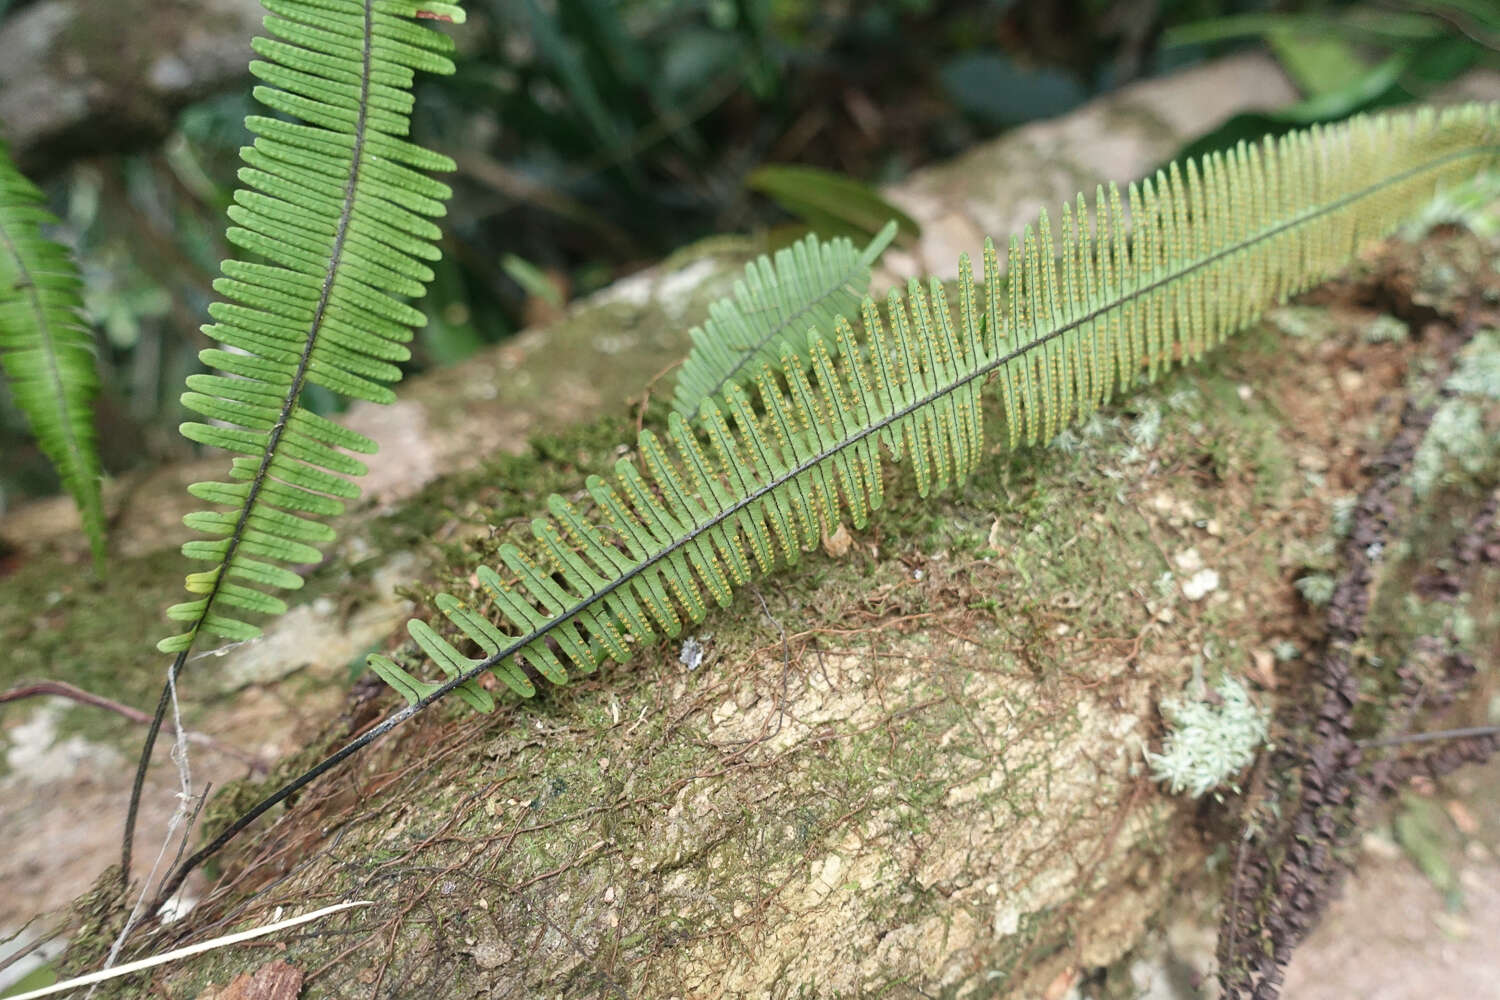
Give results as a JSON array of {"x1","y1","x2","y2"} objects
[{"x1": 0, "y1": 548, "x2": 184, "y2": 746}]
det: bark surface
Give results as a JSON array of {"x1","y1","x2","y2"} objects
[{"x1": 89, "y1": 228, "x2": 1497, "y2": 1000}]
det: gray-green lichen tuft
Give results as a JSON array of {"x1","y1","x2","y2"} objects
[
  {"x1": 1411, "y1": 330, "x2": 1500, "y2": 499},
  {"x1": 1148, "y1": 675, "x2": 1269, "y2": 799}
]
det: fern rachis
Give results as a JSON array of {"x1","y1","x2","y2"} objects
[{"x1": 370, "y1": 104, "x2": 1500, "y2": 709}]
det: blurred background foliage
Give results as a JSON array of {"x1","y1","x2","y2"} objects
[{"x1": 0, "y1": 0, "x2": 1496, "y2": 510}]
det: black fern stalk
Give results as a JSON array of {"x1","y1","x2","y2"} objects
[{"x1": 124, "y1": 0, "x2": 466, "y2": 877}]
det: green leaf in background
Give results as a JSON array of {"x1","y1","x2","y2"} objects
[
  {"x1": 1163, "y1": 10, "x2": 1442, "y2": 48},
  {"x1": 747, "y1": 164, "x2": 919, "y2": 248},
  {"x1": 1403, "y1": 32, "x2": 1481, "y2": 88},
  {"x1": 1264, "y1": 30, "x2": 1369, "y2": 98},
  {"x1": 1418, "y1": 0, "x2": 1500, "y2": 37},
  {"x1": 1169, "y1": 54, "x2": 1410, "y2": 167},
  {"x1": 521, "y1": 0, "x2": 633, "y2": 172},
  {"x1": 0, "y1": 141, "x2": 107, "y2": 564},
  {"x1": 421, "y1": 257, "x2": 488, "y2": 367},
  {"x1": 939, "y1": 52, "x2": 1089, "y2": 129},
  {"x1": 1287, "y1": 53, "x2": 1410, "y2": 121},
  {"x1": 1163, "y1": 0, "x2": 1498, "y2": 169},
  {"x1": 501, "y1": 253, "x2": 564, "y2": 309}
]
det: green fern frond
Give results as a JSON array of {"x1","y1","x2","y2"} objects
[
  {"x1": 0, "y1": 140, "x2": 106, "y2": 563},
  {"x1": 371, "y1": 103, "x2": 1500, "y2": 711},
  {"x1": 671, "y1": 222, "x2": 897, "y2": 418},
  {"x1": 158, "y1": 0, "x2": 465, "y2": 654}
]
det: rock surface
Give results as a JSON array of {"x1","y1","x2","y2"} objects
[{"x1": 0, "y1": 0, "x2": 261, "y2": 171}]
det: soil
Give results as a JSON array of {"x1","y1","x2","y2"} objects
[{"x1": 1282, "y1": 759, "x2": 1500, "y2": 1000}]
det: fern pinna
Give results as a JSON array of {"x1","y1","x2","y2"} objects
[
  {"x1": 157, "y1": 0, "x2": 464, "y2": 656},
  {"x1": 671, "y1": 222, "x2": 897, "y2": 418},
  {"x1": 0, "y1": 141, "x2": 106, "y2": 563},
  {"x1": 372, "y1": 104, "x2": 1500, "y2": 712}
]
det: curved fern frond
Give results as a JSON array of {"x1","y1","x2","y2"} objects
[
  {"x1": 371, "y1": 103, "x2": 1500, "y2": 711},
  {"x1": 157, "y1": 0, "x2": 465, "y2": 654},
  {"x1": 671, "y1": 222, "x2": 897, "y2": 418},
  {"x1": 0, "y1": 141, "x2": 106, "y2": 564}
]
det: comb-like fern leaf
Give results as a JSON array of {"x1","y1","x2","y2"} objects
[
  {"x1": 371, "y1": 104, "x2": 1500, "y2": 711},
  {"x1": 0, "y1": 140, "x2": 106, "y2": 563},
  {"x1": 671, "y1": 222, "x2": 897, "y2": 418},
  {"x1": 158, "y1": 0, "x2": 466, "y2": 654}
]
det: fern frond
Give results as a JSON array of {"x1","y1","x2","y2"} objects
[
  {"x1": 371, "y1": 104, "x2": 1500, "y2": 710},
  {"x1": 671, "y1": 222, "x2": 897, "y2": 417},
  {"x1": 0, "y1": 140, "x2": 106, "y2": 563},
  {"x1": 158, "y1": 0, "x2": 465, "y2": 654}
]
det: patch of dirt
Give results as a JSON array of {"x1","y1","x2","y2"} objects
[{"x1": 1282, "y1": 762, "x2": 1500, "y2": 1000}]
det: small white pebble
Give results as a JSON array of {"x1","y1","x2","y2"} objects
[
  {"x1": 1174, "y1": 547, "x2": 1205, "y2": 573},
  {"x1": 1181, "y1": 568, "x2": 1220, "y2": 601}
]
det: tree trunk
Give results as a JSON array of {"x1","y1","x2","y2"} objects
[{"x1": 88, "y1": 228, "x2": 1497, "y2": 1000}]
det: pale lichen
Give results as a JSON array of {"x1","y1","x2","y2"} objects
[
  {"x1": 1411, "y1": 330, "x2": 1500, "y2": 499},
  {"x1": 1295, "y1": 572, "x2": 1337, "y2": 607},
  {"x1": 1148, "y1": 675, "x2": 1269, "y2": 799},
  {"x1": 1361, "y1": 314, "x2": 1408, "y2": 344}
]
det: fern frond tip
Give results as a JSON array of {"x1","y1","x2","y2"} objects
[
  {"x1": 0, "y1": 141, "x2": 107, "y2": 565},
  {"x1": 159, "y1": 0, "x2": 464, "y2": 653}
]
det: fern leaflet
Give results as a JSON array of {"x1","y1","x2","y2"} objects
[
  {"x1": 672, "y1": 222, "x2": 897, "y2": 417},
  {"x1": 0, "y1": 141, "x2": 107, "y2": 563},
  {"x1": 157, "y1": 0, "x2": 465, "y2": 654},
  {"x1": 369, "y1": 105, "x2": 1499, "y2": 711}
]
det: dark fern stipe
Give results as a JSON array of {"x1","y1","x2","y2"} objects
[{"x1": 372, "y1": 104, "x2": 1500, "y2": 712}]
